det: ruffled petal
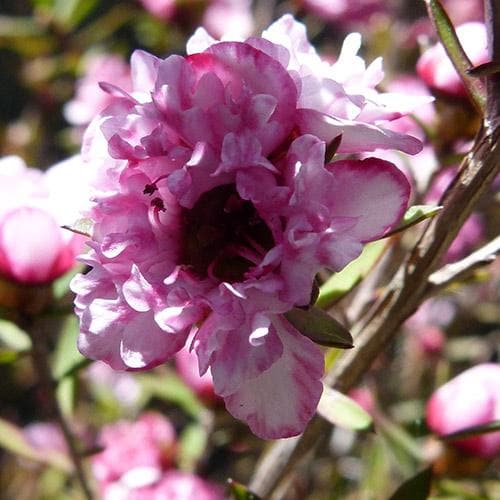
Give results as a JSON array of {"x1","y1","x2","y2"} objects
[
  {"x1": 327, "y1": 157, "x2": 411, "y2": 241},
  {"x1": 224, "y1": 315, "x2": 324, "y2": 439}
]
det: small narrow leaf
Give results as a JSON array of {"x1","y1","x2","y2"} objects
[
  {"x1": 317, "y1": 385, "x2": 373, "y2": 431},
  {"x1": 388, "y1": 467, "x2": 433, "y2": 500},
  {"x1": 467, "y1": 61, "x2": 500, "y2": 77},
  {"x1": 0, "y1": 319, "x2": 32, "y2": 352},
  {"x1": 384, "y1": 205, "x2": 442, "y2": 238},
  {"x1": 424, "y1": 0, "x2": 486, "y2": 112},
  {"x1": 284, "y1": 307, "x2": 353, "y2": 349},
  {"x1": 178, "y1": 423, "x2": 209, "y2": 472},
  {"x1": 227, "y1": 479, "x2": 261, "y2": 500},
  {"x1": 317, "y1": 240, "x2": 386, "y2": 308},
  {"x1": 441, "y1": 420, "x2": 500, "y2": 441},
  {"x1": 56, "y1": 376, "x2": 76, "y2": 417},
  {"x1": 52, "y1": 315, "x2": 86, "y2": 380},
  {"x1": 62, "y1": 217, "x2": 93, "y2": 237}
]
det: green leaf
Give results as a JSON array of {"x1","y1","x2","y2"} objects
[
  {"x1": 53, "y1": 0, "x2": 99, "y2": 30},
  {"x1": 0, "y1": 319, "x2": 32, "y2": 352},
  {"x1": 284, "y1": 307, "x2": 353, "y2": 349},
  {"x1": 52, "y1": 265, "x2": 84, "y2": 301},
  {"x1": 317, "y1": 240, "x2": 386, "y2": 308},
  {"x1": 62, "y1": 217, "x2": 93, "y2": 238},
  {"x1": 178, "y1": 423, "x2": 209, "y2": 472},
  {"x1": 388, "y1": 467, "x2": 433, "y2": 500},
  {"x1": 227, "y1": 479, "x2": 261, "y2": 500},
  {"x1": 317, "y1": 385, "x2": 373, "y2": 431},
  {"x1": 0, "y1": 417, "x2": 71, "y2": 471},
  {"x1": 137, "y1": 369, "x2": 205, "y2": 420},
  {"x1": 441, "y1": 420, "x2": 500, "y2": 442},
  {"x1": 384, "y1": 205, "x2": 442, "y2": 238},
  {"x1": 424, "y1": 0, "x2": 486, "y2": 113},
  {"x1": 52, "y1": 315, "x2": 86, "y2": 380},
  {"x1": 56, "y1": 375, "x2": 76, "y2": 417}
]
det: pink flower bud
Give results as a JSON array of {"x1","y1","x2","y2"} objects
[
  {"x1": 417, "y1": 22, "x2": 488, "y2": 97},
  {"x1": 426, "y1": 363, "x2": 500, "y2": 458},
  {"x1": 0, "y1": 156, "x2": 88, "y2": 285},
  {"x1": 139, "y1": 0, "x2": 176, "y2": 21},
  {"x1": 203, "y1": 0, "x2": 253, "y2": 39}
]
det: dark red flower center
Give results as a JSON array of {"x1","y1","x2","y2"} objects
[{"x1": 180, "y1": 184, "x2": 274, "y2": 283}]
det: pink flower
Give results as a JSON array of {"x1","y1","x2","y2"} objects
[
  {"x1": 426, "y1": 363, "x2": 500, "y2": 458},
  {"x1": 301, "y1": 0, "x2": 387, "y2": 26},
  {"x1": 139, "y1": 0, "x2": 176, "y2": 21},
  {"x1": 441, "y1": 0, "x2": 484, "y2": 25},
  {"x1": 72, "y1": 15, "x2": 413, "y2": 439},
  {"x1": 0, "y1": 156, "x2": 88, "y2": 285},
  {"x1": 64, "y1": 54, "x2": 132, "y2": 127},
  {"x1": 24, "y1": 422, "x2": 68, "y2": 454},
  {"x1": 175, "y1": 333, "x2": 218, "y2": 403},
  {"x1": 92, "y1": 413, "x2": 222, "y2": 499},
  {"x1": 93, "y1": 413, "x2": 176, "y2": 487},
  {"x1": 203, "y1": 0, "x2": 254, "y2": 39},
  {"x1": 417, "y1": 22, "x2": 489, "y2": 98},
  {"x1": 188, "y1": 15, "x2": 423, "y2": 154},
  {"x1": 86, "y1": 361, "x2": 142, "y2": 408}
]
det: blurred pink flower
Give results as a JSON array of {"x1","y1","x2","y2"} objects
[
  {"x1": 139, "y1": 0, "x2": 176, "y2": 21},
  {"x1": 64, "y1": 54, "x2": 132, "y2": 127},
  {"x1": 24, "y1": 422, "x2": 68, "y2": 454},
  {"x1": 93, "y1": 413, "x2": 176, "y2": 486},
  {"x1": 383, "y1": 76, "x2": 436, "y2": 141},
  {"x1": 404, "y1": 298, "x2": 454, "y2": 355},
  {"x1": 426, "y1": 363, "x2": 500, "y2": 458},
  {"x1": 71, "y1": 15, "x2": 415, "y2": 439},
  {"x1": 301, "y1": 0, "x2": 386, "y2": 26},
  {"x1": 441, "y1": 0, "x2": 484, "y2": 25},
  {"x1": 348, "y1": 387, "x2": 375, "y2": 415},
  {"x1": 417, "y1": 22, "x2": 489, "y2": 97},
  {"x1": 93, "y1": 413, "x2": 222, "y2": 499},
  {"x1": 86, "y1": 361, "x2": 142, "y2": 408},
  {"x1": 0, "y1": 156, "x2": 88, "y2": 285},
  {"x1": 175, "y1": 333, "x2": 218, "y2": 403},
  {"x1": 203, "y1": 0, "x2": 253, "y2": 39}
]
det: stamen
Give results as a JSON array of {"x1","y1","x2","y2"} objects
[{"x1": 143, "y1": 175, "x2": 170, "y2": 195}]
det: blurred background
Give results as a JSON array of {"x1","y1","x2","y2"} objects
[{"x1": 0, "y1": 1, "x2": 498, "y2": 499}]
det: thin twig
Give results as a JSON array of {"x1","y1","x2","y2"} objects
[
  {"x1": 427, "y1": 236, "x2": 500, "y2": 290},
  {"x1": 27, "y1": 321, "x2": 94, "y2": 500}
]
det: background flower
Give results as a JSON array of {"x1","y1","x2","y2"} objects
[
  {"x1": 0, "y1": 155, "x2": 88, "y2": 285},
  {"x1": 426, "y1": 364, "x2": 500, "y2": 458}
]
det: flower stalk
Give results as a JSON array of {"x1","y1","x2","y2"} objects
[{"x1": 24, "y1": 316, "x2": 93, "y2": 500}]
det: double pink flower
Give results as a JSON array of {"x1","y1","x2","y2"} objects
[{"x1": 72, "y1": 15, "x2": 418, "y2": 438}]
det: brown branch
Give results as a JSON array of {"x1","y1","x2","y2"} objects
[
  {"x1": 427, "y1": 236, "x2": 500, "y2": 290},
  {"x1": 27, "y1": 321, "x2": 94, "y2": 500}
]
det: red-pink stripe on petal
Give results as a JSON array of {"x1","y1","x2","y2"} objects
[
  {"x1": 224, "y1": 315, "x2": 324, "y2": 439},
  {"x1": 326, "y1": 157, "x2": 411, "y2": 242}
]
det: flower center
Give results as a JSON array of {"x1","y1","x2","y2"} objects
[{"x1": 180, "y1": 184, "x2": 274, "y2": 283}]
